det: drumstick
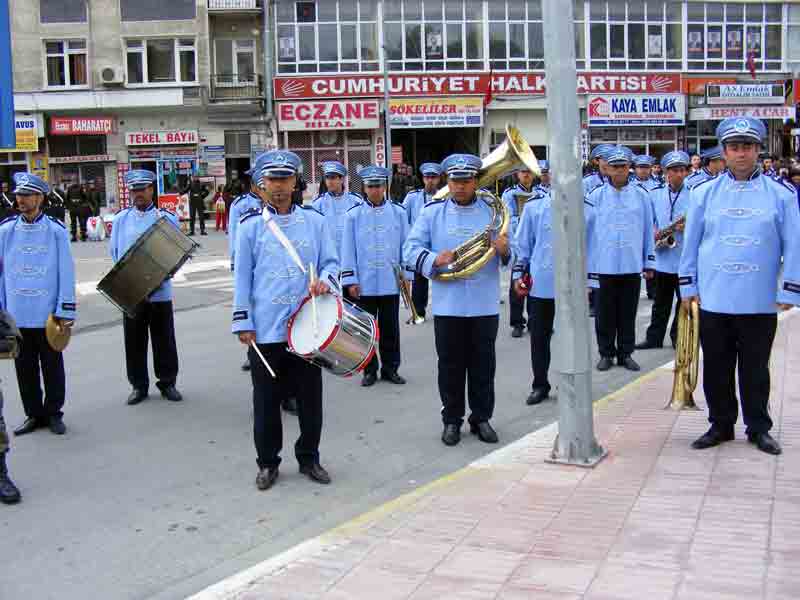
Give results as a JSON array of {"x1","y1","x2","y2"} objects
[
  {"x1": 309, "y1": 262, "x2": 319, "y2": 337},
  {"x1": 250, "y1": 341, "x2": 277, "y2": 378}
]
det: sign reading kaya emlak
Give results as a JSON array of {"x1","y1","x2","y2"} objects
[
  {"x1": 125, "y1": 130, "x2": 198, "y2": 146},
  {"x1": 277, "y1": 100, "x2": 379, "y2": 131},
  {"x1": 588, "y1": 94, "x2": 685, "y2": 126},
  {"x1": 389, "y1": 97, "x2": 483, "y2": 128}
]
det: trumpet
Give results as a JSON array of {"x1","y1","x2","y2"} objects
[
  {"x1": 655, "y1": 215, "x2": 685, "y2": 249},
  {"x1": 393, "y1": 264, "x2": 424, "y2": 325}
]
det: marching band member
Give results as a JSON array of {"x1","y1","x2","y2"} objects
[
  {"x1": 342, "y1": 166, "x2": 409, "y2": 387},
  {"x1": 651, "y1": 162, "x2": 665, "y2": 185},
  {"x1": 583, "y1": 144, "x2": 614, "y2": 195},
  {"x1": 632, "y1": 155, "x2": 661, "y2": 191},
  {"x1": 501, "y1": 165, "x2": 538, "y2": 338},
  {"x1": 403, "y1": 154, "x2": 510, "y2": 447},
  {"x1": 402, "y1": 163, "x2": 442, "y2": 321},
  {"x1": 311, "y1": 161, "x2": 362, "y2": 257},
  {"x1": 0, "y1": 173, "x2": 76, "y2": 436},
  {"x1": 761, "y1": 154, "x2": 777, "y2": 178},
  {"x1": 680, "y1": 117, "x2": 800, "y2": 456},
  {"x1": 686, "y1": 146, "x2": 725, "y2": 189},
  {"x1": 112, "y1": 170, "x2": 183, "y2": 406},
  {"x1": 232, "y1": 151, "x2": 339, "y2": 490},
  {"x1": 535, "y1": 160, "x2": 551, "y2": 195},
  {"x1": 586, "y1": 146, "x2": 656, "y2": 372},
  {"x1": 636, "y1": 151, "x2": 691, "y2": 350}
]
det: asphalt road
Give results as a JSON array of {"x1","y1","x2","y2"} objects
[{"x1": 0, "y1": 229, "x2": 677, "y2": 600}]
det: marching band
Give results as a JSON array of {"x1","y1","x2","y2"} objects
[{"x1": 1, "y1": 114, "x2": 799, "y2": 504}]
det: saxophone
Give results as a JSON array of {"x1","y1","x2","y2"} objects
[{"x1": 655, "y1": 215, "x2": 685, "y2": 249}]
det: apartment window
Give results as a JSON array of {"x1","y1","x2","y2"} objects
[
  {"x1": 126, "y1": 39, "x2": 197, "y2": 85},
  {"x1": 384, "y1": 0, "x2": 483, "y2": 72},
  {"x1": 45, "y1": 40, "x2": 88, "y2": 88},
  {"x1": 215, "y1": 40, "x2": 257, "y2": 84},
  {"x1": 276, "y1": 0, "x2": 379, "y2": 73},
  {"x1": 789, "y1": 4, "x2": 800, "y2": 74},
  {"x1": 120, "y1": 0, "x2": 195, "y2": 21},
  {"x1": 589, "y1": 0, "x2": 682, "y2": 71},
  {"x1": 40, "y1": 0, "x2": 86, "y2": 23},
  {"x1": 687, "y1": 2, "x2": 783, "y2": 72}
]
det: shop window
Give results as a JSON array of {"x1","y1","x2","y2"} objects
[
  {"x1": 45, "y1": 40, "x2": 88, "y2": 88},
  {"x1": 40, "y1": 0, "x2": 86, "y2": 23},
  {"x1": 215, "y1": 40, "x2": 257, "y2": 84},
  {"x1": 125, "y1": 38, "x2": 197, "y2": 85},
  {"x1": 225, "y1": 131, "x2": 252, "y2": 157},
  {"x1": 48, "y1": 135, "x2": 106, "y2": 158},
  {"x1": 120, "y1": 0, "x2": 195, "y2": 21}
]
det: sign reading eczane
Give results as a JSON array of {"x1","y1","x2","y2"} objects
[
  {"x1": 277, "y1": 100, "x2": 380, "y2": 131},
  {"x1": 587, "y1": 94, "x2": 685, "y2": 126}
]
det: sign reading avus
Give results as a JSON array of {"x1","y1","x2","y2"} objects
[{"x1": 587, "y1": 94, "x2": 685, "y2": 126}]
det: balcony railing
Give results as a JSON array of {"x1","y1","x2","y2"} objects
[
  {"x1": 208, "y1": 0, "x2": 261, "y2": 10},
  {"x1": 209, "y1": 74, "x2": 264, "y2": 103}
]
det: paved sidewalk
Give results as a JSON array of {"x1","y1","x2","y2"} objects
[{"x1": 191, "y1": 311, "x2": 800, "y2": 600}]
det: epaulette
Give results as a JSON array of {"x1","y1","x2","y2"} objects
[
  {"x1": 635, "y1": 182, "x2": 650, "y2": 193},
  {"x1": 765, "y1": 176, "x2": 796, "y2": 195},
  {"x1": 0, "y1": 215, "x2": 17, "y2": 227},
  {"x1": 47, "y1": 215, "x2": 66, "y2": 228},
  {"x1": 392, "y1": 200, "x2": 407, "y2": 210},
  {"x1": 584, "y1": 199, "x2": 595, "y2": 208},
  {"x1": 300, "y1": 204, "x2": 325, "y2": 217},
  {"x1": 350, "y1": 191, "x2": 364, "y2": 200},
  {"x1": 423, "y1": 199, "x2": 446, "y2": 209},
  {"x1": 240, "y1": 207, "x2": 261, "y2": 223},
  {"x1": 586, "y1": 183, "x2": 604, "y2": 197},
  {"x1": 690, "y1": 176, "x2": 716, "y2": 193},
  {"x1": 651, "y1": 183, "x2": 666, "y2": 190}
]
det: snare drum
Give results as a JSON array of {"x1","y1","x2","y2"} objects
[{"x1": 287, "y1": 294, "x2": 379, "y2": 377}]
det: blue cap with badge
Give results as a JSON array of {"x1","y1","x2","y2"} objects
[
  {"x1": 322, "y1": 161, "x2": 347, "y2": 177},
  {"x1": 716, "y1": 116, "x2": 766, "y2": 145},
  {"x1": 605, "y1": 145, "x2": 634, "y2": 165},
  {"x1": 700, "y1": 145, "x2": 723, "y2": 161},
  {"x1": 419, "y1": 162, "x2": 443, "y2": 177},
  {"x1": 358, "y1": 165, "x2": 392, "y2": 186},
  {"x1": 633, "y1": 155, "x2": 655, "y2": 167},
  {"x1": 125, "y1": 169, "x2": 157, "y2": 191},
  {"x1": 660, "y1": 150, "x2": 690, "y2": 169},
  {"x1": 12, "y1": 172, "x2": 50, "y2": 195},
  {"x1": 590, "y1": 144, "x2": 615, "y2": 161},
  {"x1": 260, "y1": 150, "x2": 302, "y2": 178},
  {"x1": 441, "y1": 153, "x2": 482, "y2": 180}
]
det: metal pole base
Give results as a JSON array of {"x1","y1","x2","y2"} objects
[{"x1": 546, "y1": 434, "x2": 608, "y2": 468}]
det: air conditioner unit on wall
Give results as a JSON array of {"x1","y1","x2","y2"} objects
[{"x1": 100, "y1": 65, "x2": 124, "y2": 86}]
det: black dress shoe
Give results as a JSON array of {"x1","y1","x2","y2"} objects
[
  {"x1": 747, "y1": 431, "x2": 782, "y2": 455},
  {"x1": 691, "y1": 427, "x2": 735, "y2": 450},
  {"x1": 48, "y1": 416, "x2": 66, "y2": 435},
  {"x1": 161, "y1": 386, "x2": 183, "y2": 402},
  {"x1": 619, "y1": 356, "x2": 641, "y2": 371},
  {"x1": 282, "y1": 396, "x2": 298, "y2": 415},
  {"x1": 0, "y1": 454, "x2": 20, "y2": 504},
  {"x1": 526, "y1": 387, "x2": 550, "y2": 405},
  {"x1": 13, "y1": 417, "x2": 43, "y2": 436},
  {"x1": 596, "y1": 356, "x2": 613, "y2": 371},
  {"x1": 511, "y1": 326, "x2": 524, "y2": 338},
  {"x1": 255, "y1": 467, "x2": 279, "y2": 490},
  {"x1": 441, "y1": 424, "x2": 461, "y2": 446},
  {"x1": 299, "y1": 462, "x2": 331, "y2": 484},
  {"x1": 361, "y1": 372, "x2": 377, "y2": 387},
  {"x1": 127, "y1": 389, "x2": 148, "y2": 405},
  {"x1": 241, "y1": 358, "x2": 251, "y2": 371},
  {"x1": 200, "y1": 231, "x2": 208, "y2": 236},
  {"x1": 634, "y1": 340, "x2": 662, "y2": 350},
  {"x1": 470, "y1": 421, "x2": 499, "y2": 443},
  {"x1": 381, "y1": 371, "x2": 406, "y2": 384}
]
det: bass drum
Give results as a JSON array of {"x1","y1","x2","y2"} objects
[{"x1": 287, "y1": 294, "x2": 378, "y2": 377}]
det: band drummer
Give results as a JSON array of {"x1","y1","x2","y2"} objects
[
  {"x1": 111, "y1": 170, "x2": 183, "y2": 406},
  {"x1": 342, "y1": 165, "x2": 409, "y2": 387},
  {"x1": 232, "y1": 150, "x2": 339, "y2": 490},
  {"x1": 311, "y1": 161, "x2": 362, "y2": 257},
  {"x1": 679, "y1": 116, "x2": 800, "y2": 456},
  {"x1": 636, "y1": 151, "x2": 691, "y2": 351},
  {"x1": 402, "y1": 163, "x2": 442, "y2": 321},
  {"x1": 403, "y1": 153, "x2": 510, "y2": 447},
  {"x1": 0, "y1": 172, "x2": 76, "y2": 436}
]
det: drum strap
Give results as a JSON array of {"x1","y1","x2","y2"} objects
[{"x1": 262, "y1": 208, "x2": 307, "y2": 274}]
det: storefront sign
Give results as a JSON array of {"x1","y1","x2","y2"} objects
[
  {"x1": 689, "y1": 106, "x2": 795, "y2": 120},
  {"x1": 200, "y1": 145, "x2": 226, "y2": 161},
  {"x1": 587, "y1": 94, "x2": 685, "y2": 126},
  {"x1": 29, "y1": 152, "x2": 48, "y2": 181},
  {"x1": 682, "y1": 77, "x2": 736, "y2": 96},
  {"x1": 50, "y1": 154, "x2": 115, "y2": 164},
  {"x1": 125, "y1": 130, "x2": 198, "y2": 146},
  {"x1": 117, "y1": 163, "x2": 130, "y2": 209},
  {"x1": 277, "y1": 100, "x2": 380, "y2": 131},
  {"x1": 275, "y1": 73, "x2": 681, "y2": 100},
  {"x1": 0, "y1": 115, "x2": 41, "y2": 152},
  {"x1": 374, "y1": 134, "x2": 386, "y2": 167},
  {"x1": 706, "y1": 83, "x2": 785, "y2": 105},
  {"x1": 50, "y1": 116, "x2": 116, "y2": 136},
  {"x1": 391, "y1": 146, "x2": 403, "y2": 165},
  {"x1": 389, "y1": 97, "x2": 483, "y2": 128}
]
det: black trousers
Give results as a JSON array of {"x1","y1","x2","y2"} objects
[
  {"x1": 69, "y1": 209, "x2": 80, "y2": 239},
  {"x1": 509, "y1": 278, "x2": 531, "y2": 328},
  {"x1": 189, "y1": 202, "x2": 206, "y2": 234},
  {"x1": 645, "y1": 271, "x2": 680, "y2": 347},
  {"x1": 0, "y1": 389, "x2": 8, "y2": 454},
  {"x1": 529, "y1": 298, "x2": 555, "y2": 392},
  {"x1": 645, "y1": 276, "x2": 656, "y2": 299},
  {"x1": 122, "y1": 301, "x2": 179, "y2": 391},
  {"x1": 434, "y1": 315, "x2": 498, "y2": 426},
  {"x1": 14, "y1": 328, "x2": 66, "y2": 420},
  {"x1": 596, "y1": 274, "x2": 641, "y2": 359},
  {"x1": 699, "y1": 310, "x2": 776, "y2": 435},
  {"x1": 356, "y1": 295, "x2": 401, "y2": 375},
  {"x1": 411, "y1": 272, "x2": 429, "y2": 319},
  {"x1": 249, "y1": 343, "x2": 322, "y2": 469}
]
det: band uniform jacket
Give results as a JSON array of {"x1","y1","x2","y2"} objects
[
  {"x1": 402, "y1": 188, "x2": 434, "y2": 228},
  {"x1": 650, "y1": 182, "x2": 689, "y2": 275},
  {"x1": 228, "y1": 191, "x2": 261, "y2": 270},
  {"x1": 311, "y1": 191, "x2": 362, "y2": 257}
]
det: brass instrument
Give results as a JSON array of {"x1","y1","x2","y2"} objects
[
  {"x1": 393, "y1": 264, "x2": 424, "y2": 324},
  {"x1": 432, "y1": 124, "x2": 541, "y2": 281},
  {"x1": 513, "y1": 190, "x2": 538, "y2": 218},
  {"x1": 666, "y1": 298, "x2": 700, "y2": 410},
  {"x1": 45, "y1": 314, "x2": 73, "y2": 352},
  {"x1": 655, "y1": 215, "x2": 685, "y2": 250}
]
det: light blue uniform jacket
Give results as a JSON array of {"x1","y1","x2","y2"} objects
[
  {"x1": 650, "y1": 183, "x2": 690, "y2": 274},
  {"x1": 686, "y1": 168, "x2": 715, "y2": 190},
  {"x1": 402, "y1": 188, "x2": 434, "y2": 227},
  {"x1": 232, "y1": 205, "x2": 340, "y2": 344},
  {"x1": 512, "y1": 196, "x2": 555, "y2": 300},
  {"x1": 311, "y1": 191, "x2": 362, "y2": 256},
  {"x1": 228, "y1": 192, "x2": 262, "y2": 270},
  {"x1": 583, "y1": 172, "x2": 604, "y2": 195},
  {"x1": 678, "y1": 171, "x2": 800, "y2": 314},
  {"x1": 634, "y1": 177, "x2": 661, "y2": 192},
  {"x1": 501, "y1": 183, "x2": 539, "y2": 236},
  {"x1": 0, "y1": 212, "x2": 76, "y2": 327}
]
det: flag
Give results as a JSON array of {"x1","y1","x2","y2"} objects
[
  {"x1": 746, "y1": 51, "x2": 756, "y2": 80},
  {"x1": 484, "y1": 69, "x2": 494, "y2": 106}
]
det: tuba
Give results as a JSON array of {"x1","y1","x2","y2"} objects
[
  {"x1": 433, "y1": 125, "x2": 541, "y2": 281},
  {"x1": 666, "y1": 298, "x2": 700, "y2": 410}
]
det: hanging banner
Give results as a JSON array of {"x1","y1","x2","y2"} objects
[
  {"x1": 389, "y1": 97, "x2": 484, "y2": 128},
  {"x1": 587, "y1": 94, "x2": 685, "y2": 126}
]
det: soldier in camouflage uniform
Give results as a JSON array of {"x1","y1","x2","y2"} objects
[{"x1": 0, "y1": 388, "x2": 22, "y2": 504}]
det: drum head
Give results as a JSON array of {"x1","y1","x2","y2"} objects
[{"x1": 288, "y1": 294, "x2": 342, "y2": 355}]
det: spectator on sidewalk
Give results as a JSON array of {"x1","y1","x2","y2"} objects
[{"x1": 213, "y1": 185, "x2": 226, "y2": 231}]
